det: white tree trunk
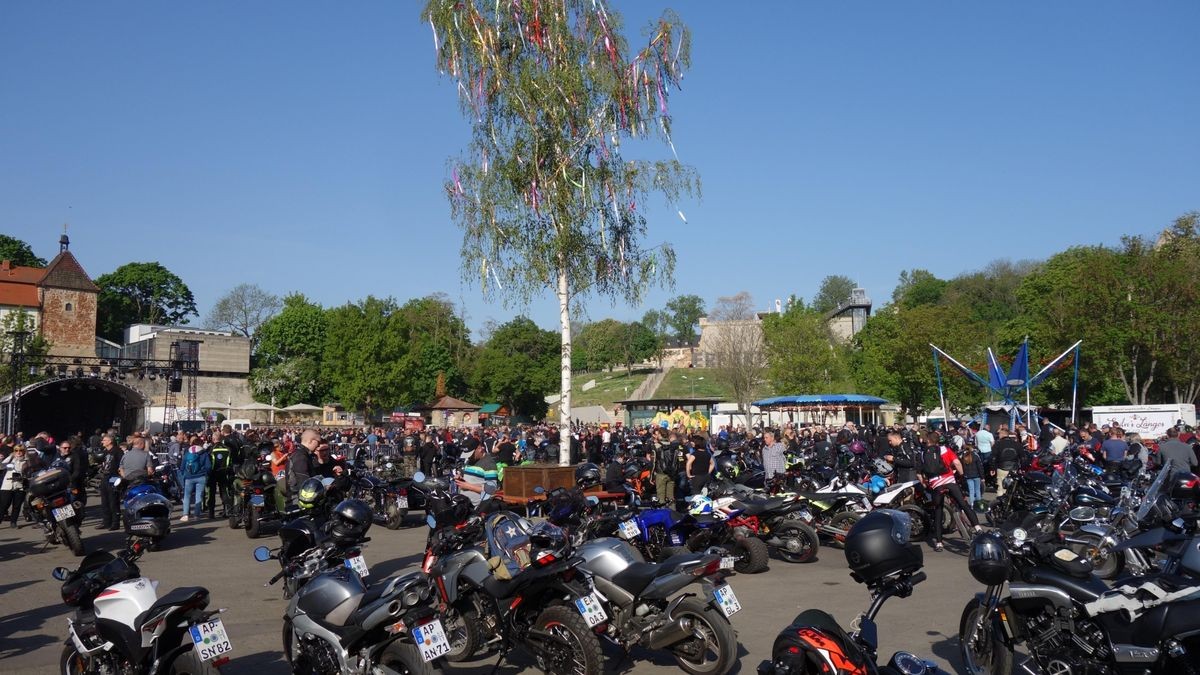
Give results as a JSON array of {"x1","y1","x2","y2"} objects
[{"x1": 557, "y1": 267, "x2": 572, "y2": 466}]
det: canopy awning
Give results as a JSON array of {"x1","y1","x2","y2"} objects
[
  {"x1": 281, "y1": 403, "x2": 323, "y2": 412},
  {"x1": 232, "y1": 402, "x2": 280, "y2": 412},
  {"x1": 753, "y1": 394, "x2": 889, "y2": 409}
]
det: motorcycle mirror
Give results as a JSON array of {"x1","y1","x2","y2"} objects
[
  {"x1": 253, "y1": 546, "x2": 272, "y2": 562},
  {"x1": 533, "y1": 486, "x2": 545, "y2": 495},
  {"x1": 426, "y1": 514, "x2": 437, "y2": 529},
  {"x1": 52, "y1": 567, "x2": 70, "y2": 581},
  {"x1": 412, "y1": 471, "x2": 426, "y2": 483},
  {"x1": 320, "y1": 477, "x2": 334, "y2": 487}
]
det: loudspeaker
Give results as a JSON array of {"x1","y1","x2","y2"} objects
[{"x1": 169, "y1": 377, "x2": 183, "y2": 392}]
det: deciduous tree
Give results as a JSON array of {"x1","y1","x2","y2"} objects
[
  {"x1": 812, "y1": 275, "x2": 857, "y2": 314},
  {"x1": 95, "y1": 262, "x2": 197, "y2": 342},
  {"x1": 205, "y1": 283, "x2": 282, "y2": 339},
  {"x1": 0, "y1": 235, "x2": 47, "y2": 267}
]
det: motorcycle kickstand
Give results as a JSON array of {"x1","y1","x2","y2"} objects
[{"x1": 487, "y1": 645, "x2": 511, "y2": 675}]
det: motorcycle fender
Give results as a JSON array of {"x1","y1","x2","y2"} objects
[
  {"x1": 1077, "y1": 523, "x2": 1109, "y2": 538},
  {"x1": 639, "y1": 572, "x2": 699, "y2": 601}
]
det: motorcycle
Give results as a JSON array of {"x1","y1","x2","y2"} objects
[
  {"x1": 27, "y1": 466, "x2": 87, "y2": 556},
  {"x1": 757, "y1": 511, "x2": 942, "y2": 675},
  {"x1": 959, "y1": 521, "x2": 1200, "y2": 674},
  {"x1": 254, "y1": 547, "x2": 446, "y2": 675},
  {"x1": 118, "y1": 478, "x2": 172, "y2": 550},
  {"x1": 573, "y1": 536, "x2": 742, "y2": 674},
  {"x1": 55, "y1": 541, "x2": 229, "y2": 674},
  {"x1": 228, "y1": 457, "x2": 281, "y2": 538},
  {"x1": 706, "y1": 485, "x2": 821, "y2": 563},
  {"x1": 424, "y1": 509, "x2": 607, "y2": 673}
]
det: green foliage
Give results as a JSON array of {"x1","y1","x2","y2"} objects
[
  {"x1": 0, "y1": 235, "x2": 47, "y2": 267},
  {"x1": 395, "y1": 295, "x2": 474, "y2": 400},
  {"x1": 95, "y1": 262, "x2": 197, "y2": 342},
  {"x1": 666, "y1": 294, "x2": 705, "y2": 345},
  {"x1": 812, "y1": 275, "x2": 857, "y2": 313},
  {"x1": 0, "y1": 309, "x2": 50, "y2": 391},
  {"x1": 762, "y1": 303, "x2": 849, "y2": 393},
  {"x1": 322, "y1": 296, "x2": 408, "y2": 414},
  {"x1": 574, "y1": 319, "x2": 655, "y2": 372},
  {"x1": 893, "y1": 269, "x2": 948, "y2": 309},
  {"x1": 472, "y1": 316, "x2": 559, "y2": 418},
  {"x1": 251, "y1": 294, "x2": 329, "y2": 406}
]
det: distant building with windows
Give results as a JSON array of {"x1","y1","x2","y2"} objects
[{"x1": 0, "y1": 234, "x2": 99, "y2": 358}]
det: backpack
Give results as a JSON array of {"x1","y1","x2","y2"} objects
[
  {"x1": 183, "y1": 450, "x2": 205, "y2": 477},
  {"x1": 921, "y1": 447, "x2": 947, "y2": 477}
]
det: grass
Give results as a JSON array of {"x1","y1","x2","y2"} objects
[
  {"x1": 569, "y1": 368, "x2": 655, "y2": 407},
  {"x1": 653, "y1": 368, "x2": 758, "y2": 400}
]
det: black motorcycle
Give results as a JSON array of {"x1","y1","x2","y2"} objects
[
  {"x1": 27, "y1": 466, "x2": 86, "y2": 556},
  {"x1": 228, "y1": 458, "x2": 281, "y2": 538},
  {"x1": 959, "y1": 525, "x2": 1200, "y2": 674}
]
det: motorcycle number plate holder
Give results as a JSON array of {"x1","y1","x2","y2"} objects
[
  {"x1": 53, "y1": 504, "x2": 75, "y2": 521},
  {"x1": 618, "y1": 519, "x2": 641, "y2": 539},
  {"x1": 190, "y1": 618, "x2": 234, "y2": 661},
  {"x1": 719, "y1": 556, "x2": 737, "y2": 570},
  {"x1": 574, "y1": 592, "x2": 608, "y2": 628},
  {"x1": 397, "y1": 496, "x2": 409, "y2": 509},
  {"x1": 345, "y1": 554, "x2": 369, "y2": 578},
  {"x1": 415, "y1": 617, "x2": 450, "y2": 662},
  {"x1": 712, "y1": 584, "x2": 741, "y2": 618},
  {"x1": 249, "y1": 494, "x2": 265, "y2": 507}
]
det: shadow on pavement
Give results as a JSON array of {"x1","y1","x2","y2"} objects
[
  {"x1": 370, "y1": 552, "x2": 424, "y2": 579},
  {"x1": 0, "y1": 589, "x2": 68, "y2": 660}
]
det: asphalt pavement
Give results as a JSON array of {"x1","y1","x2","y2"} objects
[{"x1": 0, "y1": 498, "x2": 980, "y2": 674}]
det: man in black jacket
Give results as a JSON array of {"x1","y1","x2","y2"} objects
[
  {"x1": 286, "y1": 430, "x2": 318, "y2": 505},
  {"x1": 97, "y1": 434, "x2": 123, "y2": 530},
  {"x1": 992, "y1": 428, "x2": 1023, "y2": 497},
  {"x1": 58, "y1": 440, "x2": 88, "y2": 527},
  {"x1": 884, "y1": 430, "x2": 918, "y2": 483}
]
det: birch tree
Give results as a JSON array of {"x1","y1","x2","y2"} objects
[{"x1": 425, "y1": 0, "x2": 698, "y2": 463}]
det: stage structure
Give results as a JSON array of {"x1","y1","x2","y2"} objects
[{"x1": 929, "y1": 338, "x2": 1082, "y2": 428}]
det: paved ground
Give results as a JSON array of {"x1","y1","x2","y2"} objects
[{"x1": 0, "y1": 498, "x2": 981, "y2": 674}]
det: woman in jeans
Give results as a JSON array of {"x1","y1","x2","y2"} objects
[
  {"x1": 179, "y1": 438, "x2": 211, "y2": 522},
  {"x1": 960, "y1": 443, "x2": 984, "y2": 511},
  {"x1": 0, "y1": 445, "x2": 29, "y2": 527}
]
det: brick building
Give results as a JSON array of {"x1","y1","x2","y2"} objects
[{"x1": 0, "y1": 234, "x2": 98, "y2": 357}]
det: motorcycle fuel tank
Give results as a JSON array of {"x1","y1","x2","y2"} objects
[
  {"x1": 575, "y1": 537, "x2": 640, "y2": 579},
  {"x1": 94, "y1": 577, "x2": 159, "y2": 626},
  {"x1": 296, "y1": 566, "x2": 365, "y2": 627}
]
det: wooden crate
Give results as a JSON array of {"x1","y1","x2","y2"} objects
[{"x1": 503, "y1": 464, "x2": 577, "y2": 499}]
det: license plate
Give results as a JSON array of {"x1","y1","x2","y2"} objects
[
  {"x1": 397, "y1": 497, "x2": 409, "y2": 509},
  {"x1": 190, "y1": 618, "x2": 234, "y2": 661},
  {"x1": 720, "y1": 556, "x2": 737, "y2": 570},
  {"x1": 574, "y1": 592, "x2": 608, "y2": 628},
  {"x1": 345, "y1": 554, "x2": 369, "y2": 578},
  {"x1": 53, "y1": 504, "x2": 75, "y2": 521},
  {"x1": 712, "y1": 585, "x2": 741, "y2": 617},
  {"x1": 414, "y1": 618, "x2": 450, "y2": 662},
  {"x1": 618, "y1": 519, "x2": 641, "y2": 540},
  {"x1": 249, "y1": 494, "x2": 265, "y2": 507}
]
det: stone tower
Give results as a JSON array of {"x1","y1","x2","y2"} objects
[{"x1": 37, "y1": 234, "x2": 99, "y2": 357}]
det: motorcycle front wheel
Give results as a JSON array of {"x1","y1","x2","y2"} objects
[
  {"x1": 774, "y1": 520, "x2": 819, "y2": 563},
  {"x1": 379, "y1": 639, "x2": 438, "y2": 675},
  {"x1": 669, "y1": 597, "x2": 738, "y2": 675},
  {"x1": 443, "y1": 603, "x2": 482, "y2": 662},
  {"x1": 533, "y1": 605, "x2": 604, "y2": 675},
  {"x1": 245, "y1": 505, "x2": 263, "y2": 539},
  {"x1": 958, "y1": 598, "x2": 1013, "y2": 675}
]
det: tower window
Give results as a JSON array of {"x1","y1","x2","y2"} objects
[{"x1": 64, "y1": 302, "x2": 73, "y2": 312}]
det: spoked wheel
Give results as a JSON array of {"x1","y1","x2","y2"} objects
[
  {"x1": 958, "y1": 598, "x2": 1013, "y2": 675},
  {"x1": 533, "y1": 606, "x2": 604, "y2": 675},
  {"x1": 899, "y1": 505, "x2": 929, "y2": 541},
  {"x1": 669, "y1": 598, "x2": 738, "y2": 675},
  {"x1": 442, "y1": 605, "x2": 482, "y2": 662}
]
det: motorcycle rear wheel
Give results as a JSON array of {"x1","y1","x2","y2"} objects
[
  {"x1": 60, "y1": 523, "x2": 86, "y2": 556},
  {"x1": 245, "y1": 506, "x2": 263, "y2": 539},
  {"x1": 899, "y1": 505, "x2": 928, "y2": 541},
  {"x1": 385, "y1": 505, "x2": 406, "y2": 530},
  {"x1": 379, "y1": 639, "x2": 438, "y2": 675},
  {"x1": 958, "y1": 598, "x2": 1013, "y2": 675},
  {"x1": 533, "y1": 605, "x2": 604, "y2": 675},
  {"x1": 669, "y1": 597, "x2": 738, "y2": 675},
  {"x1": 774, "y1": 520, "x2": 819, "y2": 563}
]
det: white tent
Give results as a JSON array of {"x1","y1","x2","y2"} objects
[{"x1": 282, "y1": 403, "x2": 323, "y2": 412}]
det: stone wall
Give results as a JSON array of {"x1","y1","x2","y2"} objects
[{"x1": 39, "y1": 288, "x2": 97, "y2": 357}]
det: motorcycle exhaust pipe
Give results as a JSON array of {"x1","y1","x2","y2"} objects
[
  {"x1": 361, "y1": 600, "x2": 403, "y2": 632},
  {"x1": 646, "y1": 617, "x2": 694, "y2": 650},
  {"x1": 763, "y1": 536, "x2": 784, "y2": 547}
]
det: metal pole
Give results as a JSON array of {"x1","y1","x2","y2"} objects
[
  {"x1": 932, "y1": 347, "x2": 948, "y2": 430},
  {"x1": 1071, "y1": 343, "x2": 1080, "y2": 425}
]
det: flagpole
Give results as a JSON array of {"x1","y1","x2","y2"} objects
[
  {"x1": 933, "y1": 346, "x2": 948, "y2": 431},
  {"x1": 1024, "y1": 337, "x2": 1033, "y2": 429},
  {"x1": 1071, "y1": 342, "x2": 1081, "y2": 425}
]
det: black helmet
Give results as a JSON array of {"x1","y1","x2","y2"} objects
[
  {"x1": 844, "y1": 509, "x2": 922, "y2": 586},
  {"x1": 712, "y1": 455, "x2": 739, "y2": 480},
  {"x1": 967, "y1": 532, "x2": 1011, "y2": 586},
  {"x1": 297, "y1": 478, "x2": 326, "y2": 510},
  {"x1": 329, "y1": 499, "x2": 372, "y2": 543},
  {"x1": 575, "y1": 463, "x2": 601, "y2": 488}
]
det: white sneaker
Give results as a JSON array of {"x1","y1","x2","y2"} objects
[{"x1": 180, "y1": 515, "x2": 189, "y2": 522}]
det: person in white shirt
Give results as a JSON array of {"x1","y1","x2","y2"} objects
[{"x1": 1049, "y1": 428, "x2": 1069, "y2": 455}]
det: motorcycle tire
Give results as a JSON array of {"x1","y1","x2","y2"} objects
[
  {"x1": 245, "y1": 506, "x2": 263, "y2": 539},
  {"x1": 61, "y1": 643, "x2": 91, "y2": 674},
  {"x1": 659, "y1": 545, "x2": 692, "y2": 560},
  {"x1": 379, "y1": 639, "x2": 438, "y2": 675},
  {"x1": 60, "y1": 523, "x2": 85, "y2": 557},
  {"x1": 443, "y1": 603, "x2": 482, "y2": 662},
  {"x1": 774, "y1": 520, "x2": 819, "y2": 563},
  {"x1": 899, "y1": 505, "x2": 929, "y2": 541},
  {"x1": 228, "y1": 503, "x2": 243, "y2": 530},
  {"x1": 386, "y1": 506, "x2": 406, "y2": 530},
  {"x1": 730, "y1": 536, "x2": 769, "y2": 574},
  {"x1": 282, "y1": 616, "x2": 294, "y2": 664},
  {"x1": 669, "y1": 597, "x2": 738, "y2": 675},
  {"x1": 533, "y1": 605, "x2": 604, "y2": 675},
  {"x1": 958, "y1": 598, "x2": 1013, "y2": 675},
  {"x1": 1069, "y1": 534, "x2": 1124, "y2": 580},
  {"x1": 828, "y1": 511, "x2": 862, "y2": 544}
]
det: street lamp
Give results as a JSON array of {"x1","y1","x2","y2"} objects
[
  {"x1": 680, "y1": 374, "x2": 704, "y2": 397},
  {"x1": 6, "y1": 329, "x2": 30, "y2": 435}
]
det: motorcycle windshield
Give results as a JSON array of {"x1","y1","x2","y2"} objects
[{"x1": 1135, "y1": 459, "x2": 1174, "y2": 524}]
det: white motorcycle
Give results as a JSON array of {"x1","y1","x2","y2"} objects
[{"x1": 53, "y1": 541, "x2": 230, "y2": 674}]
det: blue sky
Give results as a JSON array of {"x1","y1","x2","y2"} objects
[{"x1": 2, "y1": 2, "x2": 1197, "y2": 337}]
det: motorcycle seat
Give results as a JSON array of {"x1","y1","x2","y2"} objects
[
  {"x1": 134, "y1": 587, "x2": 208, "y2": 628},
  {"x1": 733, "y1": 497, "x2": 788, "y2": 516},
  {"x1": 787, "y1": 609, "x2": 868, "y2": 667},
  {"x1": 613, "y1": 553, "x2": 702, "y2": 595},
  {"x1": 1025, "y1": 566, "x2": 1106, "y2": 603}
]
